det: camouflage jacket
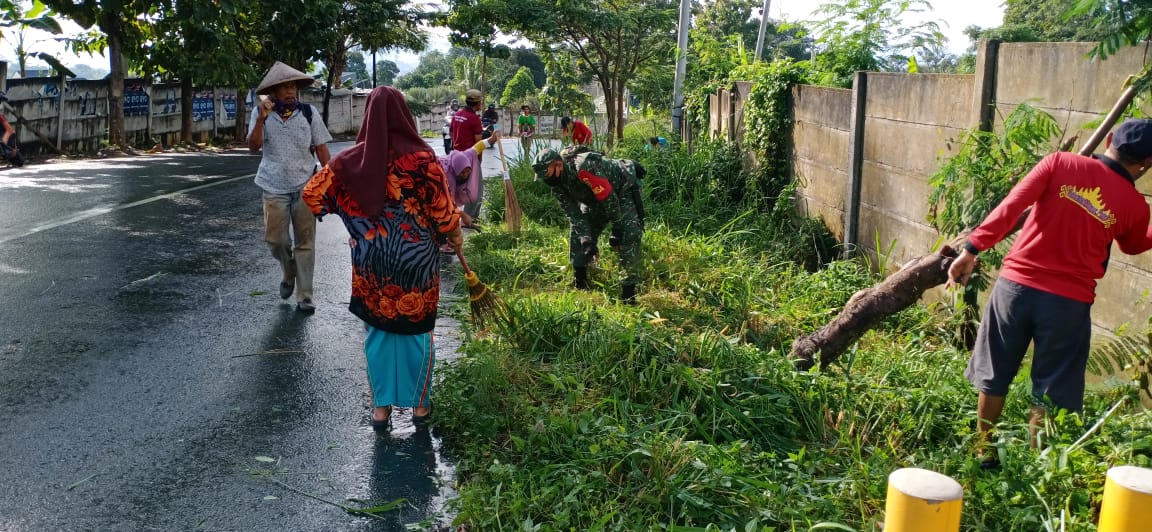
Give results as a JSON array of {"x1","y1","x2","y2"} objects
[{"x1": 550, "y1": 152, "x2": 640, "y2": 220}]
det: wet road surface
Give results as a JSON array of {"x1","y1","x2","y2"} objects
[{"x1": 0, "y1": 138, "x2": 529, "y2": 531}]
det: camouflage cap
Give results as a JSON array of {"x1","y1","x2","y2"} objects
[{"x1": 533, "y1": 149, "x2": 563, "y2": 181}]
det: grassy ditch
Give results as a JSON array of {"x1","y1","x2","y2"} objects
[{"x1": 435, "y1": 141, "x2": 1152, "y2": 531}]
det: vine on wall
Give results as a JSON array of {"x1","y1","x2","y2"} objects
[{"x1": 739, "y1": 59, "x2": 810, "y2": 206}]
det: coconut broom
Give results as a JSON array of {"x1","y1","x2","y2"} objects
[
  {"x1": 494, "y1": 124, "x2": 523, "y2": 233},
  {"x1": 455, "y1": 248, "x2": 508, "y2": 328}
]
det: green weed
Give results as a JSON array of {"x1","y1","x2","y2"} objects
[{"x1": 433, "y1": 137, "x2": 1152, "y2": 531}]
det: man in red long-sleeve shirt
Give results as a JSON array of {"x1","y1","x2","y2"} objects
[{"x1": 948, "y1": 118, "x2": 1152, "y2": 469}]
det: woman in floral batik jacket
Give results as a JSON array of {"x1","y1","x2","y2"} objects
[{"x1": 304, "y1": 86, "x2": 462, "y2": 429}]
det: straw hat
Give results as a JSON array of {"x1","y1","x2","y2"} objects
[{"x1": 256, "y1": 61, "x2": 315, "y2": 95}]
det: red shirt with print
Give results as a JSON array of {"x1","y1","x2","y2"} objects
[{"x1": 968, "y1": 152, "x2": 1152, "y2": 303}]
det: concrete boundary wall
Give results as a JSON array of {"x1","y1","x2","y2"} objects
[
  {"x1": 0, "y1": 70, "x2": 368, "y2": 154},
  {"x1": 0, "y1": 63, "x2": 579, "y2": 155},
  {"x1": 725, "y1": 41, "x2": 1152, "y2": 335}
]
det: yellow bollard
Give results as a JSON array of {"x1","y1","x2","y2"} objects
[
  {"x1": 1098, "y1": 465, "x2": 1152, "y2": 532},
  {"x1": 884, "y1": 468, "x2": 964, "y2": 532}
]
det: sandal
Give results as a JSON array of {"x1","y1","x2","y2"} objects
[
  {"x1": 411, "y1": 405, "x2": 433, "y2": 424},
  {"x1": 979, "y1": 457, "x2": 1001, "y2": 471},
  {"x1": 370, "y1": 406, "x2": 392, "y2": 430}
]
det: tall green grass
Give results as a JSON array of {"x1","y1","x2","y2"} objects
[{"x1": 435, "y1": 138, "x2": 1152, "y2": 531}]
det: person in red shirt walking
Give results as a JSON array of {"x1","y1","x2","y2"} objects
[
  {"x1": 948, "y1": 118, "x2": 1152, "y2": 469},
  {"x1": 451, "y1": 90, "x2": 484, "y2": 153}
]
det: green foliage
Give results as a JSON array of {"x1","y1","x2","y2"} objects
[
  {"x1": 1004, "y1": 0, "x2": 1109, "y2": 42},
  {"x1": 397, "y1": 50, "x2": 455, "y2": 89},
  {"x1": 742, "y1": 59, "x2": 811, "y2": 204},
  {"x1": 1069, "y1": 0, "x2": 1152, "y2": 60},
  {"x1": 926, "y1": 103, "x2": 1063, "y2": 268},
  {"x1": 435, "y1": 138, "x2": 1152, "y2": 529},
  {"x1": 374, "y1": 59, "x2": 399, "y2": 86},
  {"x1": 500, "y1": 66, "x2": 537, "y2": 107},
  {"x1": 808, "y1": 0, "x2": 945, "y2": 87},
  {"x1": 403, "y1": 86, "x2": 460, "y2": 112},
  {"x1": 1088, "y1": 317, "x2": 1152, "y2": 398},
  {"x1": 345, "y1": 50, "x2": 369, "y2": 85},
  {"x1": 681, "y1": 1, "x2": 813, "y2": 136},
  {"x1": 448, "y1": 0, "x2": 677, "y2": 146},
  {"x1": 537, "y1": 48, "x2": 594, "y2": 117}
]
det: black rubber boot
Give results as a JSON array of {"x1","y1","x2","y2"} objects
[
  {"x1": 574, "y1": 267, "x2": 590, "y2": 290},
  {"x1": 621, "y1": 284, "x2": 637, "y2": 305}
]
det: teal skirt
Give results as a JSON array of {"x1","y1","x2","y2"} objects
[{"x1": 364, "y1": 326, "x2": 435, "y2": 409}]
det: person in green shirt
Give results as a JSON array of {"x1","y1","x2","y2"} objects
[{"x1": 517, "y1": 104, "x2": 537, "y2": 156}]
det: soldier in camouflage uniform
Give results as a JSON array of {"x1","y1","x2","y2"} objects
[{"x1": 533, "y1": 148, "x2": 646, "y2": 304}]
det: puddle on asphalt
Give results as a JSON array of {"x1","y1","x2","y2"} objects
[{"x1": 358, "y1": 250, "x2": 469, "y2": 530}]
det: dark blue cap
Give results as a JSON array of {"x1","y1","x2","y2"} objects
[{"x1": 1112, "y1": 119, "x2": 1152, "y2": 159}]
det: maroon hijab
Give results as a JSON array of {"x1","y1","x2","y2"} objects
[{"x1": 330, "y1": 86, "x2": 433, "y2": 217}]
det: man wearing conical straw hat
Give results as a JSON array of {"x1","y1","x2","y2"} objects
[{"x1": 248, "y1": 61, "x2": 332, "y2": 314}]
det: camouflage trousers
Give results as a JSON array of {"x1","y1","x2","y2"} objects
[
  {"x1": 560, "y1": 144, "x2": 594, "y2": 160},
  {"x1": 569, "y1": 195, "x2": 643, "y2": 286}
]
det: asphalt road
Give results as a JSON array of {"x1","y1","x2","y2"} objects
[{"x1": 0, "y1": 138, "x2": 526, "y2": 531}]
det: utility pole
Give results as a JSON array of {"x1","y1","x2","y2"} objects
[
  {"x1": 670, "y1": 0, "x2": 691, "y2": 137},
  {"x1": 754, "y1": 0, "x2": 772, "y2": 62}
]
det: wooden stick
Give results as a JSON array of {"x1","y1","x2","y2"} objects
[{"x1": 2, "y1": 101, "x2": 61, "y2": 154}]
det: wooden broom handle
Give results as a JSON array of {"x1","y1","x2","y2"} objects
[
  {"x1": 495, "y1": 129, "x2": 511, "y2": 180},
  {"x1": 455, "y1": 248, "x2": 473, "y2": 275}
]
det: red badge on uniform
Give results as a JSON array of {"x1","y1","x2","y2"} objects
[{"x1": 578, "y1": 170, "x2": 613, "y2": 201}]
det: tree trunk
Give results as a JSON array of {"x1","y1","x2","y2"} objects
[
  {"x1": 790, "y1": 243, "x2": 961, "y2": 370},
  {"x1": 234, "y1": 86, "x2": 247, "y2": 142},
  {"x1": 323, "y1": 67, "x2": 336, "y2": 127},
  {"x1": 615, "y1": 76, "x2": 626, "y2": 142},
  {"x1": 180, "y1": 77, "x2": 193, "y2": 144},
  {"x1": 103, "y1": 15, "x2": 127, "y2": 149},
  {"x1": 600, "y1": 77, "x2": 614, "y2": 150},
  {"x1": 323, "y1": 47, "x2": 348, "y2": 126}
]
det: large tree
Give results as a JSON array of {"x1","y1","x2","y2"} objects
[
  {"x1": 538, "y1": 47, "x2": 593, "y2": 118},
  {"x1": 374, "y1": 58, "x2": 399, "y2": 85},
  {"x1": 499, "y1": 65, "x2": 536, "y2": 106},
  {"x1": 1003, "y1": 0, "x2": 1108, "y2": 42},
  {"x1": 147, "y1": 0, "x2": 257, "y2": 144},
  {"x1": 397, "y1": 49, "x2": 455, "y2": 89},
  {"x1": 808, "y1": 0, "x2": 945, "y2": 87},
  {"x1": 448, "y1": 0, "x2": 677, "y2": 146},
  {"x1": 44, "y1": 0, "x2": 157, "y2": 148},
  {"x1": 316, "y1": 0, "x2": 427, "y2": 122}
]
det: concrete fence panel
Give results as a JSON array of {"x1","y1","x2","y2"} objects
[
  {"x1": 792, "y1": 84, "x2": 853, "y2": 240},
  {"x1": 857, "y1": 73, "x2": 974, "y2": 268}
]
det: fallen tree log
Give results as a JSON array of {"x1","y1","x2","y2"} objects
[
  {"x1": 790, "y1": 244, "x2": 959, "y2": 371},
  {"x1": 789, "y1": 82, "x2": 1139, "y2": 371}
]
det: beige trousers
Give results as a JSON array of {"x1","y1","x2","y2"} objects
[{"x1": 262, "y1": 191, "x2": 315, "y2": 303}]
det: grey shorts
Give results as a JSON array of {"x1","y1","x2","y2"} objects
[{"x1": 964, "y1": 278, "x2": 1092, "y2": 411}]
